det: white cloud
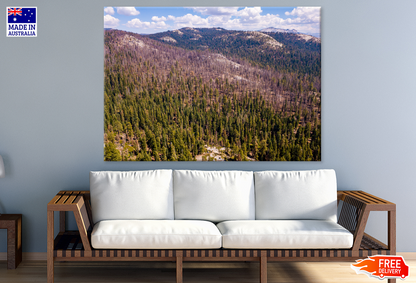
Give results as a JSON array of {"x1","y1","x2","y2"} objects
[
  {"x1": 217, "y1": 7, "x2": 265, "y2": 27},
  {"x1": 154, "y1": 21, "x2": 168, "y2": 29},
  {"x1": 117, "y1": 7, "x2": 140, "y2": 16},
  {"x1": 170, "y1": 8, "x2": 283, "y2": 31},
  {"x1": 218, "y1": 7, "x2": 282, "y2": 30},
  {"x1": 285, "y1": 7, "x2": 320, "y2": 24},
  {"x1": 249, "y1": 13, "x2": 284, "y2": 28},
  {"x1": 221, "y1": 18, "x2": 243, "y2": 30},
  {"x1": 207, "y1": 16, "x2": 232, "y2": 27},
  {"x1": 190, "y1": 7, "x2": 239, "y2": 16},
  {"x1": 104, "y1": 7, "x2": 115, "y2": 15},
  {"x1": 279, "y1": 7, "x2": 321, "y2": 34},
  {"x1": 126, "y1": 18, "x2": 150, "y2": 28},
  {"x1": 217, "y1": 6, "x2": 320, "y2": 34},
  {"x1": 104, "y1": 14, "x2": 120, "y2": 28},
  {"x1": 174, "y1": 14, "x2": 209, "y2": 28},
  {"x1": 152, "y1": 16, "x2": 167, "y2": 22},
  {"x1": 126, "y1": 18, "x2": 168, "y2": 29},
  {"x1": 120, "y1": 7, "x2": 319, "y2": 35},
  {"x1": 237, "y1": 7, "x2": 263, "y2": 18}
]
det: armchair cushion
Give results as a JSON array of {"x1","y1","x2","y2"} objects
[
  {"x1": 217, "y1": 220, "x2": 353, "y2": 249},
  {"x1": 91, "y1": 220, "x2": 222, "y2": 249}
]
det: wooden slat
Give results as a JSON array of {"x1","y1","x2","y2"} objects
[
  {"x1": 64, "y1": 194, "x2": 78, "y2": 205},
  {"x1": 56, "y1": 193, "x2": 71, "y2": 205},
  {"x1": 340, "y1": 190, "x2": 394, "y2": 205},
  {"x1": 48, "y1": 193, "x2": 64, "y2": 205},
  {"x1": 355, "y1": 191, "x2": 393, "y2": 204},
  {"x1": 350, "y1": 191, "x2": 379, "y2": 204},
  {"x1": 341, "y1": 191, "x2": 375, "y2": 204}
]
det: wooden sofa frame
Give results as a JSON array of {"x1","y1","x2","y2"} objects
[{"x1": 47, "y1": 190, "x2": 396, "y2": 283}]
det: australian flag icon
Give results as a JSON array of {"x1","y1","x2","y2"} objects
[{"x1": 8, "y1": 7, "x2": 36, "y2": 24}]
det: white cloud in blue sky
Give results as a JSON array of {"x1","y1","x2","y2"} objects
[
  {"x1": 126, "y1": 18, "x2": 168, "y2": 29},
  {"x1": 190, "y1": 7, "x2": 239, "y2": 16},
  {"x1": 104, "y1": 7, "x2": 115, "y2": 15},
  {"x1": 285, "y1": 7, "x2": 320, "y2": 24},
  {"x1": 104, "y1": 7, "x2": 320, "y2": 36},
  {"x1": 152, "y1": 16, "x2": 167, "y2": 22},
  {"x1": 116, "y1": 7, "x2": 140, "y2": 16},
  {"x1": 104, "y1": 14, "x2": 119, "y2": 28}
]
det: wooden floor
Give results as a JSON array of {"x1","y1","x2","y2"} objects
[{"x1": 1, "y1": 260, "x2": 415, "y2": 283}]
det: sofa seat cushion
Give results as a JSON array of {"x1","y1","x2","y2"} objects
[
  {"x1": 217, "y1": 220, "x2": 353, "y2": 249},
  {"x1": 91, "y1": 220, "x2": 222, "y2": 249}
]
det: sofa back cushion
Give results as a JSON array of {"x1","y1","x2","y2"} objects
[
  {"x1": 254, "y1": 170, "x2": 337, "y2": 222},
  {"x1": 90, "y1": 170, "x2": 173, "y2": 223},
  {"x1": 173, "y1": 170, "x2": 255, "y2": 222}
]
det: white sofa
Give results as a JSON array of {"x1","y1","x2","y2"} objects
[
  {"x1": 47, "y1": 169, "x2": 396, "y2": 283},
  {"x1": 89, "y1": 169, "x2": 353, "y2": 250}
]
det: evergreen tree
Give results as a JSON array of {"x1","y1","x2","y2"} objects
[{"x1": 104, "y1": 142, "x2": 121, "y2": 161}]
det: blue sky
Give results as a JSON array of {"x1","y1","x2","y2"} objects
[{"x1": 104, "y1": 7, "x2": 320, "y2": 36}]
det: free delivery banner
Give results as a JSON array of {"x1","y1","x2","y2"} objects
[{"x1": 351, "y1": 255, "x2": 409, "y2": 280}]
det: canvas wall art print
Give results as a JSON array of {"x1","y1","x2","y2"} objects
[{"x1": 104, "y1": 7, "x2": 321, "y2": 161}]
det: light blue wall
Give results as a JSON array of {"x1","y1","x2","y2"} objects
[{"x1": 1, "y1": 0, "x2": 415, "y2": 252}]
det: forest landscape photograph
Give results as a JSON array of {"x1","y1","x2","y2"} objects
[{"x1": 104, "y1": 7, "x2": 321, "y2": 161}]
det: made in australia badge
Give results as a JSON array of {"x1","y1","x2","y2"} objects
[{"x1": 7, "y1": 7, "x2": 37, "y2": 37}]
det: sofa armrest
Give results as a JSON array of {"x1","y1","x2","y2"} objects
[
  {"x1": 337, "y1": 190, "x2": 396, "y2": 253},
  {"x1": 48, "y1": 191, "x2": 93, "y2": 251}
]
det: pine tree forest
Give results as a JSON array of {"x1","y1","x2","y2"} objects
[{"x1": 104, "y1": 28, "x2": 321, "y2": 161}]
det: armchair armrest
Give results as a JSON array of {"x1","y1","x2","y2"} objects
[
  {"x1": 48, "y1": 191, "x2": 93, "y2": 251},
  {"x1": 337, "y1": 190, "x2": 396, "y2": 254}
]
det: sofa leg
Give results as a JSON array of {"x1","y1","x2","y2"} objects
[
  {"x1": 47, "y1": 258, "x2": 54, "y2": 283},
  {"x1": 260, "y1": 254, "x2": 267, "y2": 283},
  {"x1": 176, "y1": 255, "x2": 183, "y2": 283},
  {"x1": 47, "y1": 210, "x2": 54, "y2": 283},
  {"x1": 388, "y1": 279, "x2": 396, "y2": 283}
]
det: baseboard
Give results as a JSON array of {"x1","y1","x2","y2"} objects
[
  {"x1": 398, "y1": 252, "x2": 416, "y2": 259},
  {"x1": 0, "y1": 252, "x2": 46, "y2": 260},
  {"x1": 1, "y1": 252, "x2": 415, "y2": 261}
]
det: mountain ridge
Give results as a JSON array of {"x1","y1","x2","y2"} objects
[
  {"x1": 258, "y1": 27, "x2": 320, "y2": 41},
  {"x1": 144, "y1": 27, "x2": 320, "y2": 76},
  {"x1": 259, "y1": 27, "x2": 299, "y2": 34}
]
